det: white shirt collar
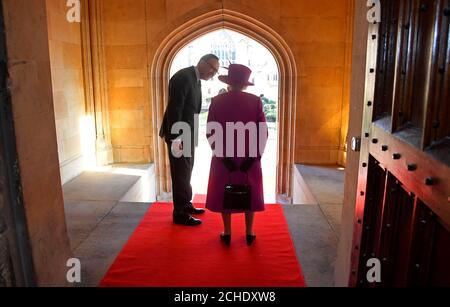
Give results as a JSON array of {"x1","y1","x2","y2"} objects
[{"x1": 194, "y1": 66, "x2": 200, "y2": 82}]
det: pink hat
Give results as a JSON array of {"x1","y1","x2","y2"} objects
[{"x1": 218, "y1": 64, "x2": 254, "y2": 86}]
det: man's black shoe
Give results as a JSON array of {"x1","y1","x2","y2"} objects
[
  {"x1": 173, "y1": 214, "x2": 202, "y2": 226},
  {"x1": 186, "y1": 203, "x2": 206, "y2": 215}
]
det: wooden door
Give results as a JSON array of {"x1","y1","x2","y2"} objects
[{"x1": 351, "y1": 0, "x2": 450, "y2": 287}]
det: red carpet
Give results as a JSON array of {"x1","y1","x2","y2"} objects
[{"x1": 100, "y1": 195, "x2": 305, "y2": 287}]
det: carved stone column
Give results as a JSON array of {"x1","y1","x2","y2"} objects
[{"x1": 81, "y1": 0, "x2": 113, "y2": 166}]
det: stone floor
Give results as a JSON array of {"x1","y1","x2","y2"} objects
[
  {"x1": 289, "y1": 164, "x2": 345, "y2": 287},
  {"x1": 295, "y1": 165, "x2": 344, "y2": 237},
  {"x1": 63, "y1": 163, "x2": 344, "y2": 287}
]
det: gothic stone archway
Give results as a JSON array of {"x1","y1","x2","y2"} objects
[{"x1": 151, "y1": 9, "x2": 297, "y2": 203}]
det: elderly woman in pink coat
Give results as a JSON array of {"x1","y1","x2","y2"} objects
[{"x1": 206, "y1": 64, "x2": 268, "y2": 246}]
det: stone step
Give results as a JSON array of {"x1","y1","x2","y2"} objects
[{"x1": 63, "y1": 164, "x2": 156, "y2": 203}]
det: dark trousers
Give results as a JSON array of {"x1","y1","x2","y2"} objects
[{"x1": 167, "y1": 143, "x2": 195, "y2": 215}]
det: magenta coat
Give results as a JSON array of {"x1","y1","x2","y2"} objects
[{"x1": 205, "y1": 91, "x2": 268, "y2": 214}]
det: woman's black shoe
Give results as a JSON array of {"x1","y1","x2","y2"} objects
[
  {"x1": 246, "y1": 234, "x2": 256, "y2": 246},
  {"x1": 220, "y1": 233, "x2": 231, "y2": 246}
]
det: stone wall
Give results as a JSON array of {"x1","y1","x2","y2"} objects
[
  {"x1": 46, "y1": 0, "x2": 87, "y2": 184},
  {"x1": 0, "y1": 229, "x2": 14, "y2": 286},
  {"x1": 102, "y1": 0, "x2": 152, "y2": 163},
  {"x1": 0, "y1": 0, "x2": 14, "y2": 286},
  {"x1": 0, "y1": 153, "x2": 13, "y2": 285},
  {"x1": 101, "y1": 0, "x2": 353, "y2": 165},
  {"x1": 2, "y1": 0, "x2": 72, "y2": 286}
]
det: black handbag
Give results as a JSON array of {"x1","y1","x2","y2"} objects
[{"x1": 223, "y1": 171, "x2": 252, "y2": 211}]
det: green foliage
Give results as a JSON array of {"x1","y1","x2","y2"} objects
[{"x1": 261, "y1": 96, "x2": 277, "y2": 123}]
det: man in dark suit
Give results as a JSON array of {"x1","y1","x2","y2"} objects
[{"x1": 160, "y1": 54, "x2": 220, "y2": 226}]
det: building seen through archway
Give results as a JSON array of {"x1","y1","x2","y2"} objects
[{"x1": 171, "y1": 29, "x2": 279, "y2": 203}]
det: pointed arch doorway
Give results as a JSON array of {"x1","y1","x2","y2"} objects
[
  {"x1": 170, "y1": 29, "x2": 280, "y2": 203},
  {"x1": 151, "y1": 9, "x2": 297, "y2": 203}
]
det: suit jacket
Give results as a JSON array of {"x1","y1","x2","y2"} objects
[{"x1": 159, "y1": 66, "x2": 202, "y2": 147}]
